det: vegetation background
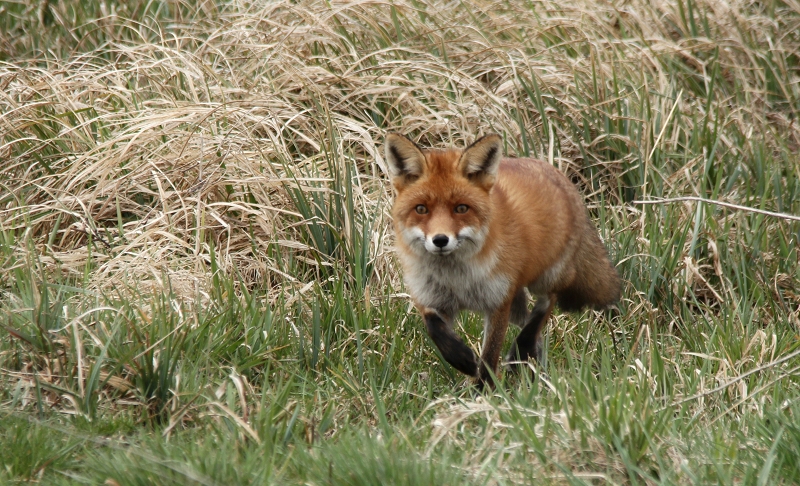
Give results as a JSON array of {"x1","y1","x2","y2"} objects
[{"x1": 1, "y1": 0, "x2": 799, "y2": 483}]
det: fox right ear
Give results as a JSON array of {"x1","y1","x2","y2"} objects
[{"x1": 385, "y1": 133, "x2": 426, "y2": 188}]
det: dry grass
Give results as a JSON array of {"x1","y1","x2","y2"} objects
[{"x1": 2, "y1": 0, "x2": 797, "y2": 302}]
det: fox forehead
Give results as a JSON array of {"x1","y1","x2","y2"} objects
[
  {"x1": 394, "y1": 176, "x2": 492, "y2": 214},
  {"x1": 394, "y1": 150, "x2": 491, "y2": 199},
  {"x1": 420, "y1": 148, "x2": 461, "y2": 172}
]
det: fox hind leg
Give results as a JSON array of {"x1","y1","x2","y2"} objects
[
  {"x1": 509, "y1": 288, "x2": 529, "y2": 328},
  {"x1": 506, "y1": 294, "x2": 555, "y2": 372}
]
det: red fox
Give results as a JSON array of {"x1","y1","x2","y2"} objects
[{"x1": 385, "y1": 133, "x2": 621, "y2": 389}]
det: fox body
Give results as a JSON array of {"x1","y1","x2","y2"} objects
[{"x1": 386, "y1": 133, "x2": 620, "y2": 388}]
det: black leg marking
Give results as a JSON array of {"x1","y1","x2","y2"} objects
[
  {"x1": 509, "y1": 289, "x2": 529, "y2": 328},
  {"x1": 425, "y1": 313, "x2": 479, "y2": 377},
  {"x1": 473, "y1": 366, "x2": 499, "y2": 394},
  {"x1": 476, "y1": 361, "x2": 501, "y2": 391},
  {"x1": 506, "y1": 301, "x2": 551, "y2": 372}
]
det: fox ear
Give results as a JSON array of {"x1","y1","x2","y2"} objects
[
  {"x1": 385, "y1": 133, "x2": 426, "y2": 189},
  {"x1": 460, "y1": 134, "x2": 502, "y2": 188}
]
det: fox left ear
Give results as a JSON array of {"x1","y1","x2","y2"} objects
[{"x1": 459, "y1": 134, "x2": 503, "y2": 188}]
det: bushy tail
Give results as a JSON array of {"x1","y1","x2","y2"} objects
[{"x1": 556, "y1": 224, "x2": 621, "y2": 312}]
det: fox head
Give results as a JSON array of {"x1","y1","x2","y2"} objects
[{"x1": 385, "y1": 133, "x2": 503, "y2": 257}]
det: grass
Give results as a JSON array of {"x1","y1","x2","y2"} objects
[{"x1": 1, "y1": 0, "x2": 799, "y2": 483}]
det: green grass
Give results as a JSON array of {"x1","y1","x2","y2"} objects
[{"x1": 1, "y1": 0, "x2": 800, "y2": 483}]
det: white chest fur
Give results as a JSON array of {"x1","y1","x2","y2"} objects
[{"x1": 401, "y1": 251, "x2": 511, "y2": 315}]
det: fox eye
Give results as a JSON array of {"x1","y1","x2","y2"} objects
[
  {"x1": 454, "y1": 204, "x2": 469, "y2": 214},
  {"x1": 415, "y1": 205, "x2": 428, "y2": 214}
]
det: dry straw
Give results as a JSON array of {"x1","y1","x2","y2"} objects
[{"x1": 1, "y1": 0, "x2": 798, "y2": 305}]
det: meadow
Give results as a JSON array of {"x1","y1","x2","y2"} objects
[{"x1": 1, "y1": 0, "x2": 799, "y2": 483}]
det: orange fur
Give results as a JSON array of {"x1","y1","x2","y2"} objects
[{"x1": 386, "y1": 133, "x2": 620, "y2": 389}]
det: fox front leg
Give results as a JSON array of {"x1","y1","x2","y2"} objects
[
  {"x1": 477, "y1": 303, "x2": 512, "y2": 389},
  {"x1": 423, "y1": 311, "x2": 479, "y2": 378}
]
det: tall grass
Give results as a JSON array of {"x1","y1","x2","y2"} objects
[{"x1": 1, "y1": 0, "x2": 799, "y2": 483}]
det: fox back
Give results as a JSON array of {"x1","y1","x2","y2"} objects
[{"x1": 386, "y1": 132, "x2": 620, "y2": 388}]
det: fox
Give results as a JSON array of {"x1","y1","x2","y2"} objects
[{"x1": 385, "y1": 132, "x2": 621, "y2": 389}]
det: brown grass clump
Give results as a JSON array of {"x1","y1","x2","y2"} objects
[{"x1": 1, "y1": 0, "x2": 798, "y2": 307}]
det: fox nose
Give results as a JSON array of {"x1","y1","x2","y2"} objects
[{"x1": 432, "y1": 234, "x2": 449, "y2": 248}]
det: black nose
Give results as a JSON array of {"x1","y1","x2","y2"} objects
[{"x1": 432, "y1": 234, "x2": 449, "y2": 248}]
